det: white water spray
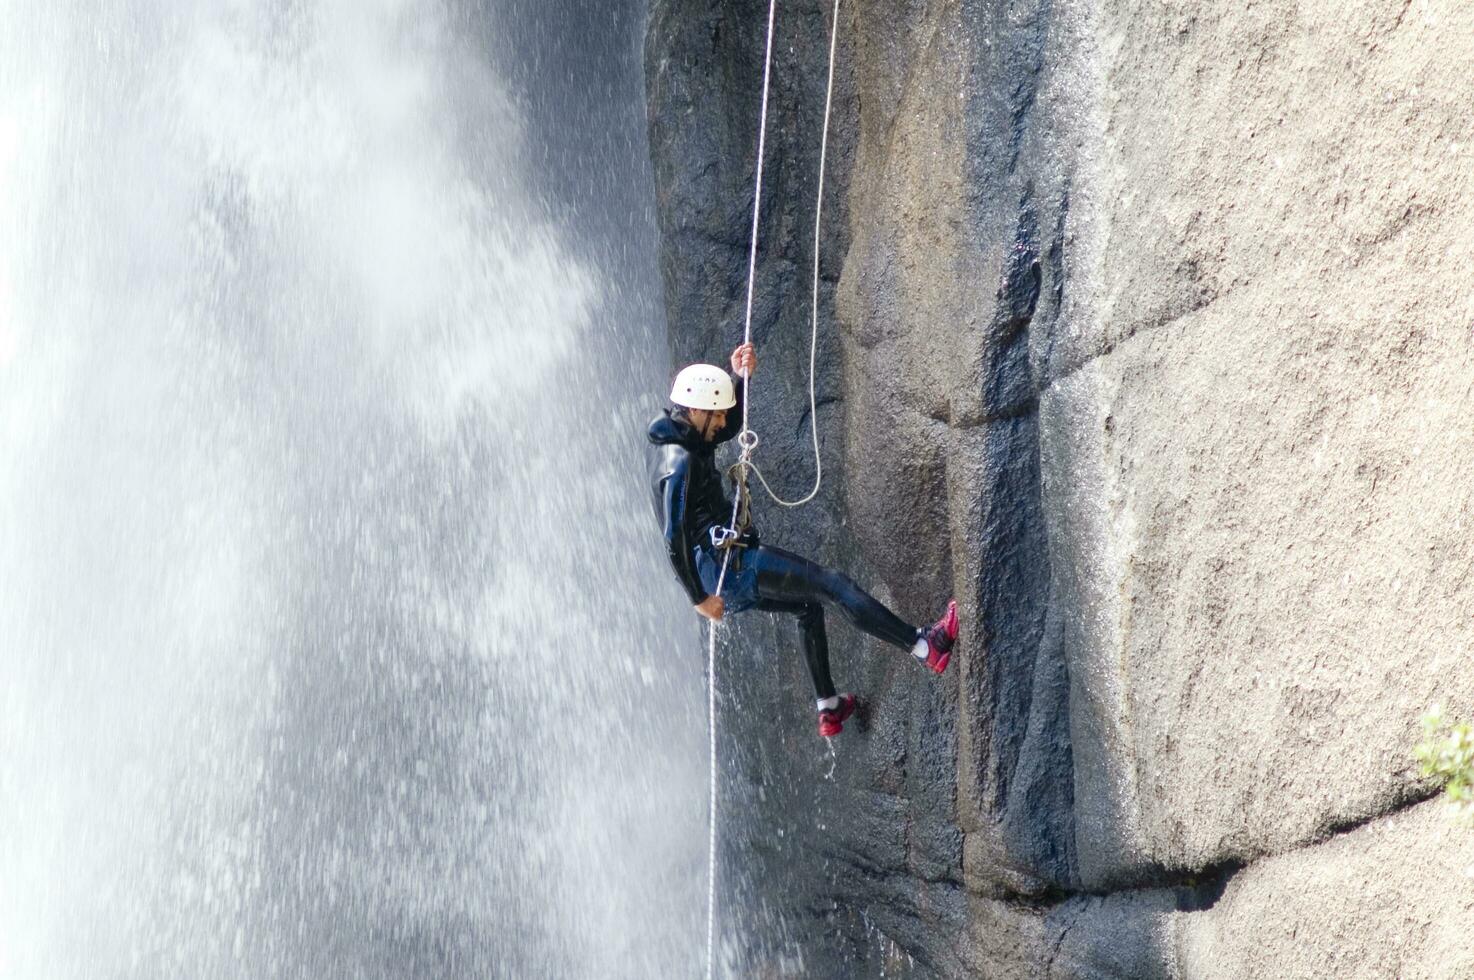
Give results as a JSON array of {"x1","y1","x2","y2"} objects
[{"x1": 0, "y1": 2, "x2": 701, "y2": 977}]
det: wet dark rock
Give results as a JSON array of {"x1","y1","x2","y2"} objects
[{"x1": 646, "y1": 2, "x2": 1073, "y2": 973}]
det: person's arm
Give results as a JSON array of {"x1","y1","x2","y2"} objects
[
  {"x1": 660, "y1": 456, "x2": 709, "y2": 606},
  {"x1": 713, "y1": 342, "x2": 756, "y2": 444}
]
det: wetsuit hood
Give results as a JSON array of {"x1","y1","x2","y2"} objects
[{"x1": 647, "y1": 409, "x2": 706, "y2": 451}]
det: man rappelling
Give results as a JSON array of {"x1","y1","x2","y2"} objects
[{"x1": 647, "y1": 341, "x2": 959, "y2": 738}]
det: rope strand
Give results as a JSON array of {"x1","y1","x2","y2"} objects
[
  {"x1": 709, "y1": 2, "x2": 779, "y2": 975},
  {"x1": 707, "y1": 1, "x2": 841, "y2": 975},
  {"x1": 751, "y1": 0, "x2": 840, "y2": 509}
]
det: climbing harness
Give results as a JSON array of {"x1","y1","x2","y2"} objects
[
  {"x1": 705, "y1": 1, "x2": 844, "y2": 977},
  {"x1": 707, "y1": 523, "x2": 749, "y2": 573}
]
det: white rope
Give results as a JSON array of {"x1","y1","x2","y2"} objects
[
  {"x1": 706, "y1": 2, "x2": 842, "y2": 976},
  {"x1": 702, "y1": 617, "x2": 722, "y2": 980},
  {"x1": 708, "y1": 2, "x2": 778, "y2": 974},
  {"x1": 746, "y1": 0, "x2": 841, "y2": 509}
]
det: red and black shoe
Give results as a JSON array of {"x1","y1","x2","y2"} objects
[
  {"x1": 922, "y1": 600, "x2": 959, "y2": 675},
  {"x1": 818, "y1": 694, "x2": 858, "y2": 738}
]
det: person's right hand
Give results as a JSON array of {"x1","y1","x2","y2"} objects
[
  {"x1": 729, "y1": 342, "x2": 756, "y2": 379},
  {"x1": 695, "y1": 595, "x2": 725, "y2": 621}
]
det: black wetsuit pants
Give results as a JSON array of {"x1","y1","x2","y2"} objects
[{"x1": 744, "y1": 545, "x2": 919, "y2": 700}]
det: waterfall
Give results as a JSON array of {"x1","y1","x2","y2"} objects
[{"x1": 0, "y1": 1, "x2": 703, "y2": 976}]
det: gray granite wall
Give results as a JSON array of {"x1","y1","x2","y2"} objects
[{"x1": 646, "y1": 1, "x2": 1474, "y2": 975}]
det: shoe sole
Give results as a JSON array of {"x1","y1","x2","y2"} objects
[
  {"x1": 941, "y1": 599, "x2": 959, "y2": 646},
  {"x1": 923, "y1": 601, "x2": 959, "y2": 675}
]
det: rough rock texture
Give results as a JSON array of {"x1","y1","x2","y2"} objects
[
  {"x1": 1175, "y1": 799, "x2": 1474, "y2": 979},
  {"x1": 645, "y1": 0, "x2": 1474, "y2": 975}
]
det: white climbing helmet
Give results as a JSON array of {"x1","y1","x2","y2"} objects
[{"x1": 670, "y1": 363, "x2": 736, "y2": 410}]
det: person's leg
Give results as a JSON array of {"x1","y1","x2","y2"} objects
[
  {"x1": 748, "y1": 546, "x2": 919, "y2": 651},
  {"x1": 753, "y1": 597, "x2": 835, "y2": 700}
]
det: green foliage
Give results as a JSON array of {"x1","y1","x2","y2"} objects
[{"x1": 1416, "y1": 704, "x2": 1474, "y2": 823}]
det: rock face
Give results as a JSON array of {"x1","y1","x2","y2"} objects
[{"x1": 645, "y1": 0, "x2": 1474, "y2": 975}]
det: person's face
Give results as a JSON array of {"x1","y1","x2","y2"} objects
[{"x1": 686, "y1": 407, "x2": 727, "y2": 440}]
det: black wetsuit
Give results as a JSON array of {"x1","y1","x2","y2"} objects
[{"x1": 647, "y1": 401, "x2": 919, "y2": 700}]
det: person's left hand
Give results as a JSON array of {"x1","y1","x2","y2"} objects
[{"x1": 730, "y1": 342, "x2": 756, "y2": 379}]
